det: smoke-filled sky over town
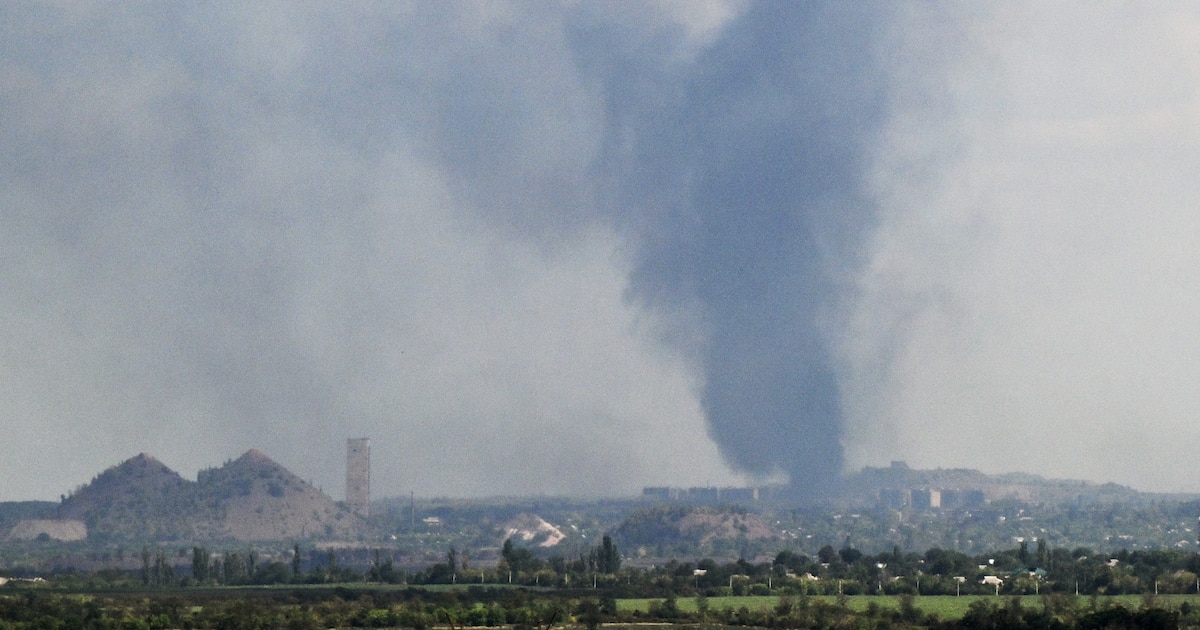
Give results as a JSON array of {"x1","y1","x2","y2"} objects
[{"x1": 4, "y1": 2, "x2": 1200, "y2": 501}]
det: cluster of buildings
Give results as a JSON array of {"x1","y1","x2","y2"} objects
[
  {"x1": 642, "y1": 486, "x2": 760, "y2": 505},
  {"x1": 879, "y1": 487, "x2": 987, "y2": 510}
]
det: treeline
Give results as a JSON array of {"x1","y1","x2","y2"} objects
[
  {"x1": 393, "y1": 540, "x2": 1200, "y2": 599},
  {"x1": 608, "y1": 543, "x2": 1200, "y2": 598},
  {"x1": 632, "y1": 593, "x2": 1186, "y2": 630},
  {"x1": 102, "y1": 537, "x2": 1200, "y2": 601},
  {"x1": 0, "y1": 584, "x2": 1194, "y2": 629},
  {"x1": 150, "y1": 536, "x2": 625, "y2": 589},
  {"x1": 0, "y1": 587, "x2": 565, "y2": 630},
  {"x1": 181, "y1": 543, "x2": 372, "y2": 587}
]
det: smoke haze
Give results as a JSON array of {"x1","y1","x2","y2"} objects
[
  {"x1": 841, "y1": 4, "x2": 1200, "y2": 491},
  {"x1": 2, "y1": 2, "x2": 1199, "y2": 501}
]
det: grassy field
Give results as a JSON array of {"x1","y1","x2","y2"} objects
[{"x1": 617, "y1": 594, "x2": 1200, "y2": 621}]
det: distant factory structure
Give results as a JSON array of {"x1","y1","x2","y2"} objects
[
  {"x1": 642, "y1": 486, "x2": 761, "y2": 505},
  {"x1": 346, "y1": 438, "x2": 370, "y2": 518}
]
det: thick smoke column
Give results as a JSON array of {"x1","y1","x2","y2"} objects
[{"x1": 587, "y1": 4, "x2": 888, "y2": 497}]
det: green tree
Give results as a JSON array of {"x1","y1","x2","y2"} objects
[
  {"x1": 154, "y1": 548, "x2": 174, "y2": 586},
  {"x1": 598, "y1": 536, "x2": 620, "y2": 574},
  {"x1": 192, "y1": 546, "x2": 209, "y2": 583},
  {"x1": 224, "y1": 551, "x2": 245, "y2": 585},
  {"x1": 576, "y1": 598, "x2": 602, "y2": 630},
  {"x1": 292, "y1": 543, "x2": 302, "y2": 581},
  {"x1": 141, "y1": 546, "x2": 152, "y2": 586},
  {"x1": 501, "y1": 538, "x2": 541, "y2": 577}
]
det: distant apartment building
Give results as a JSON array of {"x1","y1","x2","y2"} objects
[
  {"x1": 642, "y1": 487, "x2": 675, "y2": 501},
  {"x1": 940, "y1": 489, "x2": 987, "y2": 509},
  {"x1": 879, "y1": 488, "x2": 908, "y2": 509},
  {"x1": 911, "y1": 488, "x2": 942, "y2": 510},
  {"x1": 346, "y1": 438, "x2": 370, "y2": 518},
  {"x1": 641, "y1": 486, "x2": 759, "y2": 505},
  {"x1": 880, "y1": 487, "x2": 985, "y2": 510}
]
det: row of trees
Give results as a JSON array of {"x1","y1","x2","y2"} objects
[
  {"x1": 402, "y1": 540, "x2": 1200, "y2": 598},
  {"x1": 635, "y1": 544, "x2": 1200, "y2": 598},
  {"x1": 171, "y1": 536, "x2": 624, "y2": 589},
  {"x1": 130, "y1": 537, "x2": 1200, "y2": 598},
  {"x1": 414, "y1": 536, "x2": 622, "y2": 587},
  {"x1": 498, "y1": 535, "x2": 620, "y2": 577},
  {"x1": 1, "y1": 583, "x2": 1193, "y2": 629},
  {"x1": 182, "y1": 543, "x2": 360, "y2": 587}
]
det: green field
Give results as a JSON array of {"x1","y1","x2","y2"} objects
[{"x1": 618, "y1": 594, "x2": 1200, "y2": 621}]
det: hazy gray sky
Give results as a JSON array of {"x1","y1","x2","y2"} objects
[{"x1": 3, "y1": 2, "x2": 1199, "y2": 501}]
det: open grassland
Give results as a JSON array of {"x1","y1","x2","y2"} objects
[{"x1": 618, "y1": 594, "x2": 1200, "y2": 620}]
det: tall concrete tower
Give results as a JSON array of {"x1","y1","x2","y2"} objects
[{"x1": 346, "y1": 438, "x2": 370, "y2": 517}]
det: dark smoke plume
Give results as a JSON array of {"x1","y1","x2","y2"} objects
[{"x1": 586, "y1": 4, "x2": 888, "y2": 498}]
